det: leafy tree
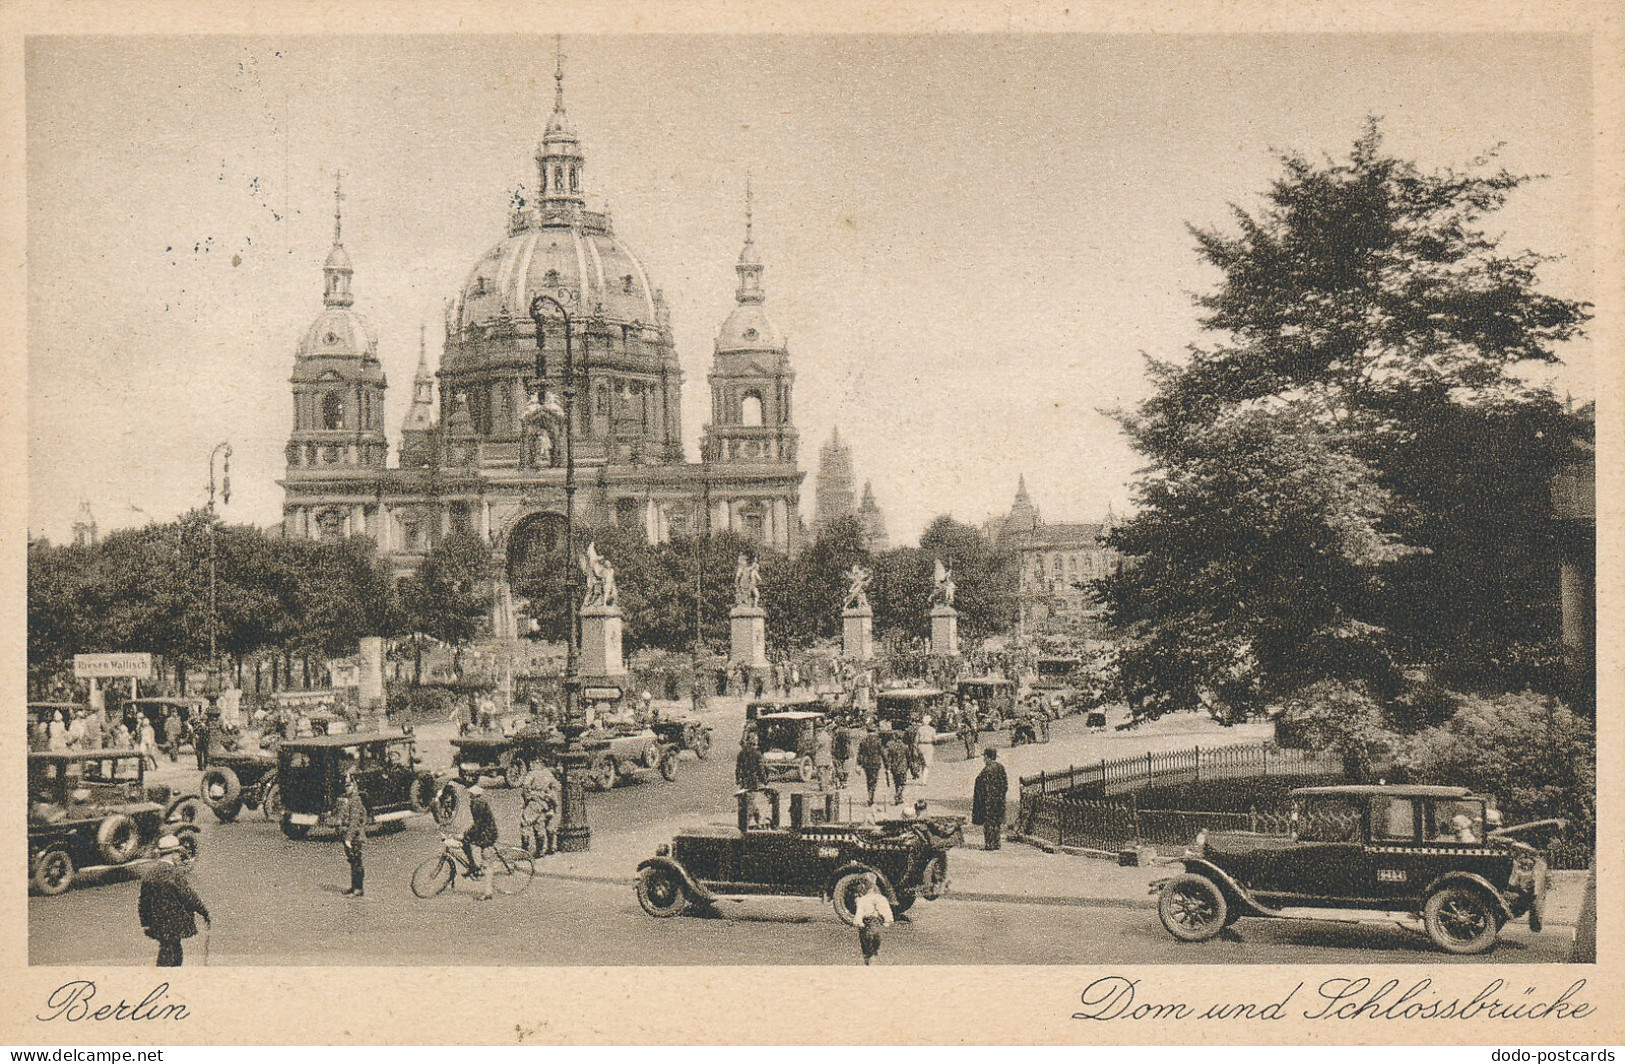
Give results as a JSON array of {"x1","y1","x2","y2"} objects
[
  {"x1": 1101, "y1": 121, "x2": 1590, "y2": 723},
  {"x1": 402, "y1": 531, "x2": 496, "y2": 646}
]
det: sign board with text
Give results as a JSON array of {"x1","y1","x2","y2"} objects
[{"x1": 73, "y1": 653, "x2": 154, "y2": 680}]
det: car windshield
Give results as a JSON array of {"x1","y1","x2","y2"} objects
[
  {"x1": 1430, "y1": 798, "x2": 1486, "y2": 844},
  {"x1": 1294, "y1": 796, "x2": 1361, "y2": 842},
  {"x1": 757, "y1": 719, "x2": 808, "y2": 751},
  {"x1": 82, "y1": 758, "x2": 142, "y2": 784}
]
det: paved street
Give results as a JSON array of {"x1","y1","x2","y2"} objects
[{"x1": 29, "y1": 698, "x2": 1577, "y2": 966}]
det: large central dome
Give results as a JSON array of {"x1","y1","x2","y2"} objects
[{"x1": 450, "y1": 208, "x2": 660, "y2": 332}]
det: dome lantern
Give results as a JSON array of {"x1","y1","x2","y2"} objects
[
  {"x1": 323, "y1": 173, "x2": 354, "y2": 308},
  {"x1": 535, "y1": 39, "x2": 585, "y2": 210}
]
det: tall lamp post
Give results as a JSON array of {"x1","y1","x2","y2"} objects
[
  {"x1": 530, "y1": 293, "x2": 590, "y2": 851},
  {"x1": 206, "y1": 441, "x2": 232, "y2": 701}
]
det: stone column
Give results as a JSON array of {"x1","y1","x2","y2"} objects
[
  {"x1": 931, "y1": 604, "x2": 960, "y2": 658},
  {"x1": 730, "y1": 605, "x2": 768, "y2": 669},
  {"x1": 843, "y1": 605, "x2": 874, "y2": 661},
  {"x1": 579, "y1": 604, "x2": 627, "y2": 679}
]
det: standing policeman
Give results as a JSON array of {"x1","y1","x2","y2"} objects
[{"x1": 339, "y1": 772, "x2": 367, "y2": 898}]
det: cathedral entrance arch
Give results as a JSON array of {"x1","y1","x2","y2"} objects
[{"x1": 506, "y1": 510, "x2": 568, "y2": 583}]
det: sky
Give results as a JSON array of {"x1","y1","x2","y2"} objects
[{"x1": 26, "y1": 34, "x2": 1594, "y2": 545}]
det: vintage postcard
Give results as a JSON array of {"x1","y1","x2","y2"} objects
[{"x1": 1, "y1": 0, "x2": 1619, "y2": 1046}]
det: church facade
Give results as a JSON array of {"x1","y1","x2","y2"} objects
[{"x1": 280, "y1": 64, "x2": 805, "y2": 577}]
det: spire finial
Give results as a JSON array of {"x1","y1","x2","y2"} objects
[
  {"x1": 333, "y1": 171, "x2": 344, "y2": 246},
  {"x1": 745, "y1": 172, "x2": 754, "y2": 244},
  {"x1": 554, "y1": 35, "x2": 566, "y2": 112}
]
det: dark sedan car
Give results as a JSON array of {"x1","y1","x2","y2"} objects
[
  {"x1": 636, "y1": 786, "x2": 962, "y2": 924},
  {"x1": 277, "y1": 731, "x2": 438, "y2": 839},
  {"x1": 1152, "y1": 784, "x2": 1555, "y2": 954}
]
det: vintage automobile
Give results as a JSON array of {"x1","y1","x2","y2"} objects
[
  {"x1": 753, "y1": 710, "x2": 827, "y2": 784},
  {"x1": 199, "y1": 728, "x2": 283, "y2": 823},
  {"x1": 649, "y1": 708, "x2": 714, "y2": 761},
  {"x1": 744, "y1": 694, "x2": 832, "y2": 722},
  {"x1": 635, "y1": 786, "x2": 963, "y2": 923},
  {"x1": 1028, "y1": 656, "x2": 1083, "y2": 710},
  {"x1": 449, "y1": 713, "x2": 538, "y2": 787},
  {"x1": 873, "y1": 688, "x2": 950, "y2": 732},
  {"x1": 1152, "y1": 784, "x2": 1558, "y2": 955},
  {"x1": 276, "y1": 731, "x2": 439, "y2": 839},
  {"x1": 955, "y1": 677, "x2": 1016, "y2": 725},
  {"x1": 28, "y1": 751, "x2": 202, "y2": 895}
]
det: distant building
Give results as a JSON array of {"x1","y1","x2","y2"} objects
[
  {"x1": 990, "y1": 477, "x2": 1122, "y2": 632},
  {"x1": 813, "y1": 427, "x2": 857, "y2": 536},
  {"x1": 71, "y1": 500, "x2": 98, "y2": 548},
  {"x1": 856, "y1": 480, "x2": 889, "y2": 552}
]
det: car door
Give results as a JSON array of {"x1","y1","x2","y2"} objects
[
  {"x1": 1249, "y1": 796, "x2": 1365, "y2": 901},
  {"x1": 1361, "y1": 794, "x2": 1423, "y2": 903}
]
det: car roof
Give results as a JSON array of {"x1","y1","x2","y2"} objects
[
  {"x1": 28, "y1": 701, "x2": 84, "y2": 709},
  {"x1": 1292, "y1": 784, "x2": 1476, "y2": 798},
  {"x1": 280, "y1": 730, "x2": 414, "y2": 750},
  {"x1": 758, "y1": 710, "x2": 824, "y2": 721},
  {"x1": 750, "y1": 696, "x2": 826, "y2": 708},
  {"x1": 29, "y1": 750, "x2": 143, "y2": 762},
  {"x1": 958, "y1": 677, "x2": 1013, "y2": 687},
  {"x1": 877, "y1": 688, "x2": 946, "y2": 699}
]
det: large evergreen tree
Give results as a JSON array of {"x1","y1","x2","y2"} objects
[{"x1": 1101, "y1": 121, "x2": 1590, "y2": 723}]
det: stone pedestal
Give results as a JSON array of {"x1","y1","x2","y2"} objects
[
  {"x1": 931, "y1": 604, "x2": 961, "y2": 658},
  {"x1": 842, "y1": 607, "x2": 874, "y2": 661},
  {"x1": 579, "y1": 605, "x2": 626, "y2": 679},
  {"x1": 358, "y1": 636, "x2": 385, "y2": 711},
  {"x1": 730, "y1": 606, "x2": 769, "y2": 668}
]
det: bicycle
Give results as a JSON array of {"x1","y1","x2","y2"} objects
[{"x1": 410, "y1": 834, "x2": 535, "y2": 898}]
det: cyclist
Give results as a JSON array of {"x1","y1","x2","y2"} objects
[{"x1": 462, "y1": 785, "x2": 500, "y2": 900}]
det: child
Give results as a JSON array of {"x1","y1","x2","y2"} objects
[{"x1": 854, "y1": 874, "x2": 893, "y2": 966}]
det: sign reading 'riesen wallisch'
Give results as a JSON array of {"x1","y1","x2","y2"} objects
[{"x1": 72, "y1": 652, "x2": 153, "y2": 679}]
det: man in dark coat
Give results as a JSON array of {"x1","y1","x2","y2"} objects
[
  {"x1": 856, "y1": 726, "x2": 885, "y2": 805},
  {"x1": 734, "y1": 734, "x2": 765, "y2": 791},
  {"x1": 138, "y1": 836, "x2": 210, "y2": 966},
  {"x1": 883, "y1": 731, "x2": 912, "y2": 806},
  {"x1": 971, "y1": 747, "x2": 1008, "y2": 850}
]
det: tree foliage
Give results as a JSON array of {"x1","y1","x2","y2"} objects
[{"x1": 1101, "y1": 121, "x2": 1591, "y2": 723}]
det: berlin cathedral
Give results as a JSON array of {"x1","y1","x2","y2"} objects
[{"x1": 280, "y1": 62, "x2": 805, "y2": 579}]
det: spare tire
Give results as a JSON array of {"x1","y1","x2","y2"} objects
[
  {"x1": 411, "y1": 773, "x2": 439, "y2": 815},
  {"x1": 200, "y1": 767, "x2": 242, "y2": 811},
  {"x1": 96, "y1": 814, "x2": 142, "y2": 865},
  {"x1": 433, "y1": 780, "x2": 467, "y2": 828}
]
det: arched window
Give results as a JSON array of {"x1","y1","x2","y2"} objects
[
  {"x1": 740, "y1": 391, "x2": 764, "y2": 427},
  {"x1": 570, "y1": 166, "x2": 579, "y2": 192},
  {"x1": 322, "y1": 392, "x2": 345, "y2": 430},
  {"x1": 554, "y1": 166, "x2": 565, "y2": 191}
]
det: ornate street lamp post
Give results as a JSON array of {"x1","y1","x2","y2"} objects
[
  {"x1": 206, "y1": 441, "x2": 232, "y2": 698},
  {"x1": 530, "y1": 294, "x2": 590, "y2": 851}
]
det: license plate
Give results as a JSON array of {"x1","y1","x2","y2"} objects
[
  {"x1": 817, "y1": 846, "x2": 840, "y2": 859},
  {"x1": 1376, "y1": 868, "x2": 1406, "y2": 883},
  {"x1": 289, "y1": 813, "x2": 318, "y2": 826}
]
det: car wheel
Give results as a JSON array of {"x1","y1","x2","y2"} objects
[
  {"x1": 640, "y1": 741, "x2": 662, "y2": 770},
  {"x1": 96, "y1": 814, "x2": 143, "y2": 865},
  {"x1": 795, "y1": 757, "x2": 816, "y2": 783},
  {"x1": 691, "y1": 728, "x2": 712, "y2": 760},
  {"x1": 260, "y1": 783, "x2": 284, "y2": 821},
  {"x1": 173, "y1": 828, "x2": 201, "y2": 866},
  {"x1": 212, "y1": 800, "x2": 243, "y2": 824},
  {"x1": 659, "y1": 750, "x2": 679, "y2": 782},
  {"x1": 505, "y1": 757, "x2": 528, "y2": 789},
  {"x1": 33, "y1": 848, "x2": 74, "y2": 896},
  {"x1": 918, "y1": 856, "x2": 948, "y2": 900},
  {"x1": 433, "y1": 781, "x2": 466, "y2": 827},
  {"x1": 637, "y1": 865, "x2": 691, "y2": 917},
  {"x1": 830, "y1": 872, "x2": 872, "y2": 927},
  {"x1": 279, "y1": 814, "x2": 312, "y2": 841},
  {"x1": 591, "y1": 759, "x2": 617, "y2": 792},
  {"x1": 165, "y1": 796, "x2": 203, "y2": 826},
  {"x1": 1158, "y1": 873, "x2": 1228, "y2": 942},
  {"x1": 892, "y1": 891, "x2": 916, "y2": 915},
  {"x1": 1424, "y1": 885, "x2": 1500, "y2": 955},
  {"x1": 1528, "y1": 860, "x2": 1550, "y2": 934},
  {"x1": 200, "y1": 767, "x2": 242, "y2": 813}
]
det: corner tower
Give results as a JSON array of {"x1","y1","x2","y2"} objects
[
  {"x1": 702, "y1": 183, "x2": 798, "y2": 469},
  {"x1": 284, "y1": 176, "x2": 388, "y2": 537}
]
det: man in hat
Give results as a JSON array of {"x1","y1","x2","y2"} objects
[
  {"x1": 856, "y1": 725, "x2": 886, "y2": 806},
  {"x1": 138, "y1": 835, "x2": 209, "y2": 967},
  {"x1": 339, "y1": 772, "x2": 367, "y2": 897},
  {"x1": 971, "y1": 747, "x2": 1009, "y2": 851}
]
